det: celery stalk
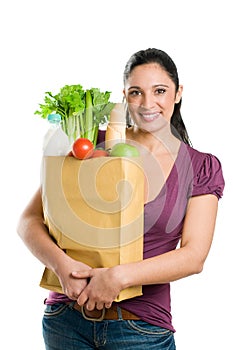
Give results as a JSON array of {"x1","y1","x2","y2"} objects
[
  {"x1": 84, "y1": 90, "x2": 93, "y2": 142},
  {"x1": 78, "y1": 111, "x2": 85, "y2": 138}
]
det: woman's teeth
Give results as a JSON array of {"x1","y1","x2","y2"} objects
[{"x1": 141, "y1": 112, "x2": 160, "y2": 121}]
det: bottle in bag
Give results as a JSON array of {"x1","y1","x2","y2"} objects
[
  {"x1": 43, "y1": 113, "x2": 70, "y2": 156},
  {"x1": 105, "y1": 103, "x2": 126, "y2": 150}
]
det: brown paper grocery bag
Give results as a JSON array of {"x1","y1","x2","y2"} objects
[{"x1": 40, "y1": 155, "x2": 145, "y2": 301}]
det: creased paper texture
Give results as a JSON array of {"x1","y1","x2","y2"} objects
[{"x1": 40, "y1": 156, "x2": 145, "y2": 301}]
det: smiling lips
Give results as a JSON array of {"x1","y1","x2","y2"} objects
[{"x1": 140, "y1": 112, "x2": 161, "y2": 122}]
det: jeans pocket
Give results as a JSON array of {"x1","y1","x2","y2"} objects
[
  {"x1": 43, "y1": 303, "x2": 69, "y2": 318},
  {"x1": 126, "y1": 320, "x2": 173, "y2": 337}
]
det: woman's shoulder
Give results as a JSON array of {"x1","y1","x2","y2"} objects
[
  {"x1": 184, "y1": 142, "x2": 218, "y2": 161},
  {"x1": 182, "y1": 143, "x2": 225, "y2": 199},
  {"x1": 182, "y1": 142, "x2": 222, "y2": 171}
]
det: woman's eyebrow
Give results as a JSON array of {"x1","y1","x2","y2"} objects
[
  {"x1": 153, "y1": 84, "x2": 169, "y2": 88},
  {"x1": 128, "y1": 86, "x2": 141, "y2": 90}
]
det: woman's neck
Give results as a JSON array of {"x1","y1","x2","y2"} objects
[{"x1": 126, "y1": 125, "x2": 181, "y2": 156}]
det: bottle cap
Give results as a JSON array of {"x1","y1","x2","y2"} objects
[{"x1": 48, "y1": 113, "x2": 61, "y2": 124}]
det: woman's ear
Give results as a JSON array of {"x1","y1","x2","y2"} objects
[{"x1": 175, "y1": 85, "x2": 183, "y2": 104}]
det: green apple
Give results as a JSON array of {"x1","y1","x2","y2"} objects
[{"x1": 110, "y1": 143, "x2": 140, "y2": 157}]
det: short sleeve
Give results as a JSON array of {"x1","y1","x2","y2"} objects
[{"x1": 191, "y1": 154, "x2": 225, "y2": 199}]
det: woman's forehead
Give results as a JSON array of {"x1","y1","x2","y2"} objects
[{"x1": 126, "y1": 63, "x2": 174, "y2": 87}]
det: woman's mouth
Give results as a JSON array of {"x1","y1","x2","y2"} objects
[{"x1": 140, "y1": 112, "x2": 161, "y2": 122}]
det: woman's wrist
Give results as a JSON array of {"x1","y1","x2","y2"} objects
[{"x1": 111, "y1": 264, "x2": 133, "y2": 290}]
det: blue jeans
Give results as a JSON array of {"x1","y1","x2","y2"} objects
[{"x1": 42, "y1": 303, "x2": 176, "y2": 349}]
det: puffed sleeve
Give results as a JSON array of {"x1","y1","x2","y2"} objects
[{"x1": 191, "y1": 154, "x2": 225, "y2": 199}]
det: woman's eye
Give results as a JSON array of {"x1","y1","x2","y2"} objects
[
  {"x1": 155, "y1": 88, "x2": 166, "y2": 94},
  {"x1": 129, "y1": 90, "x2": 142, "y2": 96}
]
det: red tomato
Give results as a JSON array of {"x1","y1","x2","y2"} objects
[
  {"x1": 72, "y1": 138, "x2": 94, "y2": 159},
  {"x1": 91, "y1": 149, "x2": 109, "y2": 158}
]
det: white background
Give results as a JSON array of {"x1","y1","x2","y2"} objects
[{"x1": 1, "y1": 0, "x2": 232, "y2": 349}]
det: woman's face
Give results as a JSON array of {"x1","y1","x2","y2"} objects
[{"x1": 124, "y1": 63, "x2": 182, "y2": 134}]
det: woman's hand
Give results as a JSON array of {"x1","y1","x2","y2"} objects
[
  {"x1": 71, "y1": 267, "x2": 123, "y2": 310},
  {"x1": 55, "y1": 257, "x2": 92, "y2": 300}
]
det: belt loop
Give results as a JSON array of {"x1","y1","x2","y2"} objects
[
  {"x1": 117, "y1": 306, "x2": 123, "y2": 320},
  {"x1": 69, "y1": 301, "x2": 76, "y2": 309}
]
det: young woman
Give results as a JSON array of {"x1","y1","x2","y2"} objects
[{"x1": 17, "y1": 48, "x2": 225, "y2": 349}]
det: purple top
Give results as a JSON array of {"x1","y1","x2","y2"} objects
[{"x1": 45, "y1": 141, "x2": 225, "y2": 332}]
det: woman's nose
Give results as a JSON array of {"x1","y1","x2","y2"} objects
[{"x1": 140, "y1": 93, "x2": 156, "y2": 109}]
